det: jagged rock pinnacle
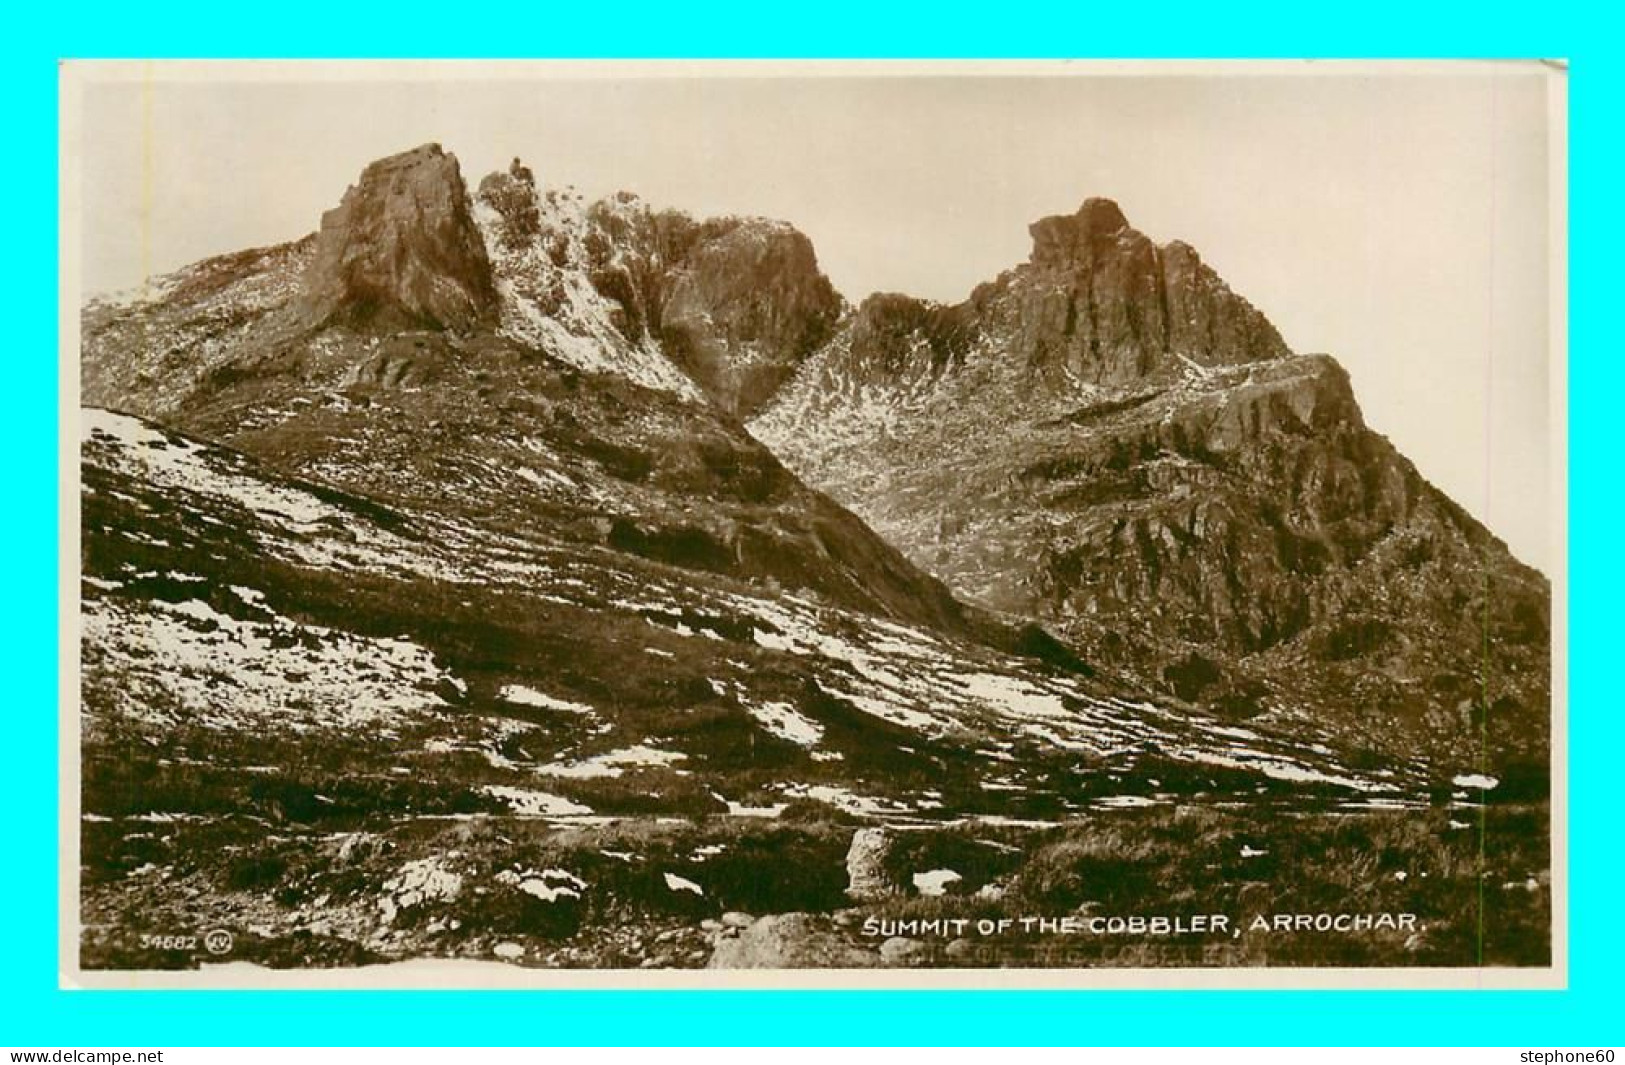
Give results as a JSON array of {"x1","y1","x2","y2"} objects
[
  {"x1": 294, "y1": 143, "x2": 497, "y2": 332},
  {"x1": 1015, "y1": 195, "x2": 1290, "y2": 377}
]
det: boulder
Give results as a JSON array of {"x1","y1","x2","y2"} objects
[
  {"x1": 879, "y1": 936, "x2": 925, "y2": 967},
  {"x1": 845, "y1": 827, "x2": 896, "y2": 901},
  {"x1": 706, "y1": 913, "x2": 877, "y2": 969}
]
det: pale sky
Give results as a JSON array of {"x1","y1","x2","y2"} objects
[{"x1": 71, "y1": 62, "x2": 1560, "y2": 573}]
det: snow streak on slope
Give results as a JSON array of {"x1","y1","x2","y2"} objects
[
  {"x1": 472, "y1": 187, "x2": 702, "y2": 400},
  {"x1": 80, "y1": 405, "x2": 1412, "y2": 823},
  {"x1": 81, "y1": 238, "x2": 316, "y2": 417},
  {"x1": 81, "y1": 407, "x2": 462, "y2": 582},
  {"x1": 82, "y1": 594, "x2": 449, "y2": 736}
]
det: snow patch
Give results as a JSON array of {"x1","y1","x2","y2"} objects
[
  {"x1": 537, "y1": 745, "x2": 686, "y2": 780},
  {"x1": 500, "y1": 685, "x2": 595, "y2": 715},
  {"x1": 664, "y1": 873, "x2": 704, "y2": 896},
  {"x1": 744, "y1": 700, "x2": 824, "y2": 747},
  {"x1": 81, "y1": 596, "x2": 448, "y2": 736},
  {"x1": 498, "y1": 866, "x2": 587, "y2": 903},
  {"x1": 481, "y1": 786, "x2": 592, "y2": 817},
  {"x1": 912, "y1": 869, "x2": 962, "y2": 897}
]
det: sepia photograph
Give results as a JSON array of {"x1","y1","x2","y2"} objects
[{"x1": 60, "y1": 59, "x2": 1565, "y2": 987}]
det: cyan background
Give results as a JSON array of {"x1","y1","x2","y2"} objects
[{"x1": 10, "y1": 2, "x2": 1609, "y2": 1045}]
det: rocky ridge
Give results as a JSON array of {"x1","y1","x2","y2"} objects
[
  {"x1": 84, "y1": 144, "x2": 843, "y2": 423},
  {"x1": 752, "y1": 199, "x2": 1550, "y2": 776},
  {"x1": 473, "y1": 157, "x2": 843, "y2": 416},
  {"x1": 82, "y1": 145, "x2": 957, "y2": 633}
]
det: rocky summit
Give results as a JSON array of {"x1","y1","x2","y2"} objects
[
  {"x1": 295, "y1": 143, "x2": 498, "y2": 332},
  {"x1": 1019, "y1": 197, "x2": 1290, "y2": 382},
  {"x1": 76, "y1": 146, "x2": 1551, "y2": 972},
  {"x1": 753, "y1": 198, "x2": 1549, "y2": 780}
]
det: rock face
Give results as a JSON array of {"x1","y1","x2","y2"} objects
[
  {"x1": 295, "y1": 143, "x2": 497, "y2": 332},
  {"x1": 753, "y1": 199, "x2": 1550, "y2": 777},
  {"x1": 837, "y1": 293, "x2": 977, "y2": 384},
  {"x1": 581, "y1": 194, "x2": 843, "y2": 417},
  {"x1": 645, "y1": 218, "x2": 843, "y2": 417},
  {"x1": 1009, "y1": 197, "x2": 1289, "y2": 386},
  {"x1": 469, "y1": 163, "x2": 843, "y2": 417}
]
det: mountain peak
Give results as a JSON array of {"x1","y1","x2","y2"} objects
[
  {"x1": 364, "y1": 141, "x2": 448, "y2": 172},
  {"x1": 1074, "y1": 196, "x2": 1130, "y2": 232},
  {"x1": 1010, "y1": 195, "x2": 1292, "y2": 375},
  {"x1": 293, "y1": 143, "x2": 496, "y2": 332},
  {"x1": 1027, "y1": 197, "x2": 1133, "y2": 266}
]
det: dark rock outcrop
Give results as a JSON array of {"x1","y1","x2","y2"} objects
[
  {"x1": 652, "y1": 220, "x2": 843, "y2": 416},
  {"x1": 578, "y1": 199, "x2": 843, "y2": 417},
  {"x1": 838, "y1": 293, "x2": 976, "y2": 384},
  {"x1": 294, "y1": 143, "x2": 497, "y2": 332},
  {"x1": 476, "y1": 158, "x2": 543, "y2": 252}
]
